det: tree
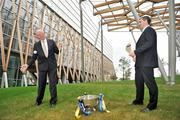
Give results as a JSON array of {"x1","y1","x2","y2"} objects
[
  {"x1": 119, "y1": 57, "x2": 131, "y2": 80},
  {"x1": 110, "y1": 74, "x2": 118, "y2": 80}
]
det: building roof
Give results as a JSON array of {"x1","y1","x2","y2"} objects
[{"x1": 90, "y1": 0, "x2": 180, "y2": 31}]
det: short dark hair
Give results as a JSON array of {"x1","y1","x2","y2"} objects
[{"x1": 141, "y1": 16, "x2": 151, "y2": 25}]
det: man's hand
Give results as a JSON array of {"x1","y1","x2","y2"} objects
[
  {"x1": 20, "y1": 64, "x2": 29, "y2": 73},
  {"x1": 58, "y1": 42, "x2": 62, "y2": 50},
  {"x1": 129, "y1": 50, "x2": 136, "y2": 62},
  {"x1": 132, "y1": 55, "x2": 136, "y2": 62},
  {"x1": 129, "y1": 50, "x2": 135, "y2": 57}
]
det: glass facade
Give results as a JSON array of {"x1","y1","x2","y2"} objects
[
  {"x1": 0, "y1": 0, "x2": 115, "y2": 87},
  {"x1": 0, "y1": 0, "x2": 34, "y2": 87},
  {"x1": 0, "y1": 52, "x2": 22, "y2": 87}
]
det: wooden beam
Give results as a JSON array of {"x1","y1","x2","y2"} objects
[
  {"x1": 98, "y1": 0, "x2": 145, "y2": 18},
  {"x1": 94, "y1": 0, "x2": 122, "y2": 8},
  {"x1": 40, "y1": 6, "x2": 46, "y2": 29},
  {"x1": 0, "y1": 0, "x2": 4, "y2": 10},
  {"x1": 102, "y1": 13, "x2": 126, "y2": 19},
  {"x1": 94, "y1": 5, "x2": 128, "y2": 16},
  {"x1": 152, "y1": 8, "x2": 180, "y2": 17},
  {"x1": 16, "y1": 0, "x2": 25, "y2": 66},
  {"x1": 136, "y1": 9, "x2": 153, "y2": 16},
  {"x1": 151, "y1": 19, "x2": 169, "y2": 25},
  {"x1": 56, "y1": 18, "x2": 64, "y2": 81},
  {"x1": 152, "y1": 15, "x2": 180, "y2": 21},
  {"x1": 149, "y1": 0, "x2": 168, "y2": 3},
  {"x1": 176, "y1": 27, "x2": 180, "y2": 30},
  {"x1": 102, "y1": 17, "x2": 134, "y2": 25},
  {"x1": 71, "y1": 33, "x2": 77, "y2": 81},
  {"x1": 108, "y1": 26, "x2": 128, "y2": 32},
  {"x1": 147, "y1": 3, "x2": 180, "y2": 13},
  {"x1": 155, "y1": 26, "x2": 165, "y2": 30},
  {"x1": 0, "y1": 22, "x2": 5, "y2": 68},
  {"x1": 108, "y1": 22, "x2": 138, "y2": 26},
  {"x1": 136, "y1": 0, "x2": 146, "y2": 7},
  {"x1": 25, "y1": 0, "x2": 36, "y2": 64},
  {"x1": 108, "y1": 23, "x2": 130, "y2": 26},
  {"x1": 48, "y1": 12, "x2": 54, "y2": 39}
]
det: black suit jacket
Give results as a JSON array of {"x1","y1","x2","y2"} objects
[
  {"x1": 134, "y1": 26, "x2": 158, "y2": 68},
  {"x1": 28, "y1": 39, "x2": 59, "y2": 71}
]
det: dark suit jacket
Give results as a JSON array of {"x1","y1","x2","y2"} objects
[
  {"x1": 134, "y1": 26, "x2": 158, "y2": 68},
  {"x1": 28, "y1": 39, "x2": 59, "y2": 71}
]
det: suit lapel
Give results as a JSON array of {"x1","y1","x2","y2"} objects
[
  {"x1": 47, "y1": 40, "x2": 50, "y2": 53},
  {"x1": 137, "y1": 27, "x2": 149, "y2": 44},
  {"x1": 137, "y1": 32, "x2": 144, "y2": 45}
]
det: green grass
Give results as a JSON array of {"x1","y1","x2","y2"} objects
[{"x1": 0, "y1": 76, "x2": 180, "y2": 120}]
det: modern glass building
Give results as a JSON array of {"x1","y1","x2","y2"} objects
[{"x1": 0, "y1": 0, "x2": 115, "y2": 87}]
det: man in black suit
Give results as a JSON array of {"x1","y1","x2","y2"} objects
[
  {"x1": 20, "y1": 29, "x2": 60, "y2": 107},
  {"x1": 129, "y1": 16, "x2": 158, "y2": 112}
]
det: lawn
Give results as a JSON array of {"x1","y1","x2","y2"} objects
[{"x1": 0, "y1": 76, "x2": 180, "y2": 120}]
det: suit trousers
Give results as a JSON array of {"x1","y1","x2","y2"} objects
[
  {"x1": 135, "y1": 67, "x2": 158, "y2": 110},
  {"x1": 36, "y1": 69, "x2": 57, "y2": 104}
]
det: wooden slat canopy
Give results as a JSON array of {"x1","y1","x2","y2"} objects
[{"x1": 90, "y1": 0, "x2": 180, "y2": 31}]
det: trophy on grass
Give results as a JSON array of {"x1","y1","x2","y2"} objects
[{"x1": 75, "y1": 93, "x2": 110, "y2": 119}]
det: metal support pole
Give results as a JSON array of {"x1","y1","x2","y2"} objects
[
  {"x1": 177, "y1": 47, "x2": 180, "y2": 57},
  {"x1": 79, "y1": 0, "x2": 85, "y2": 82},
  {"x1": 168, "y1": 0, "x2": 176, "y2": 85},
  {"x1": 94, "y1": 21, "x2": 101, "y2": 47},
  {"x1": 127, "y1": 0, "x2": 169, "y2": 83},
  {"x1": 156, "y1": 11, "x2": 169, "y2": 32},
  {"x1": 101, "y1": 19, "x2": 104, "y2": 82},
  {"x1": 130, "y1": 30, "x2": 136, "y2": 43},
  {"x1": 156, "y1": 11, "x2": 180, "y2": 52},
  {"x1": 156, "y1": 11, "x2": 174, "y2": 84},
  {"x1": 126, "y1": 0, "x2": 140, "y2": 26},
  {"x1": 157, "y1": 57, "x2": 169, "y2": 83}
]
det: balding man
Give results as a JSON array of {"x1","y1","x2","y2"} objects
[{"x1": 21, "y1": 29, "x2": 60, "y2": 107}]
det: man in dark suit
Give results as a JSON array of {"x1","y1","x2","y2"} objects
[
  {"x1": 20, "y1": 29, "x2": 60, "y2": 107},
  {"x1": 129, "y1": 16, "x2": 158, "y2": 112}
]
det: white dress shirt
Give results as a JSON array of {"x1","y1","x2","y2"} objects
[{"x1": 41, "y1": 39, "x2": 48, "y2": 57}]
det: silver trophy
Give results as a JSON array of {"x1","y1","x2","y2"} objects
[{"x1": 77, "y1": 94, "x2": 99, "y2": 108}]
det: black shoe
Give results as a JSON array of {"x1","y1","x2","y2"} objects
[
  {"x1": 140, "y1": 107, "x2": 150, "y2": 113},
  {"x1": 35, "y1": 102, "x2": 42, "y2": 106},
  {"x1": 50, "y1": 103, "x2": 56, "y2": 108},
  {"x1": 131, "y1": 100, "x2": 143, "y2": 105}
]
